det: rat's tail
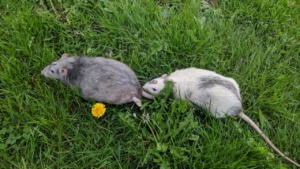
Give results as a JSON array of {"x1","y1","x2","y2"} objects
[{"x1": 238, "y1": 112, "x2": 300, "y2": 168}]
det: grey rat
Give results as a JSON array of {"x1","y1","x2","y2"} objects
[
  {"x1": 41, "y1": 54, "x2": 152, "y2": 106},
  {"x1": 143, "y1": 67, "x2": 300, "y2": 167}
]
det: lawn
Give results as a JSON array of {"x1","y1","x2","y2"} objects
[{"x1": 0, "y1": 0, "x2": 300, "y2": 168}]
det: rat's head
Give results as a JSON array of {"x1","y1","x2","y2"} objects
[
  {"x1": 143, "y1": 74, "x2": 168, "y2": 95},
  {"x1": 41, "y1": 54, "x2": 70, "y2": 80}
]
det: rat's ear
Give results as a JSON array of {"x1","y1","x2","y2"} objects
[
  {"x1": 61, "y1": 53, "x2": 69, "y2": 59},
  {"x1": 150, "y1": 79, "x2": 158, "y2": 84},
  {"x1": 59, "y1": 68, "x2": 68, "y2": 75}
]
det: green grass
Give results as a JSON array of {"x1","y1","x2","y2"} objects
[{"x1": 1, "y1": 0, "x2": 300, "y2": 168}]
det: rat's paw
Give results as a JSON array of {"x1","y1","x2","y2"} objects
[{"x1": 132, "y1": 97, "x2": 142, "y2": 107}]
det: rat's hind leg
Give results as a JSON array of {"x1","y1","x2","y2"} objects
[{"x1": 132, "y1": 97, "x2": 142, "y2": 107}]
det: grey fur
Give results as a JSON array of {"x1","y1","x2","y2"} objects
[
  {"x1": 198, "y1": 76, "x2": 241, "y2": 101},
  {"x1": 197, "y1": 75, "x2": 242, "y2": 116},
  {"x1": 41, "y1": 55, "x2": 143, "y2": 106},
  {"x1": 227, "y1": 106, "x2": 243, "y2": 115}
]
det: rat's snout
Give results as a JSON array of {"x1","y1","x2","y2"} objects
[
  {"x1": 142, "y1": 83, "x2": 149, "y2": 90},
  {"x1": 41, "y1": 67, "x2": 46, "y2": 76},
  {"x1": 143, "y1": 84, "x2": 153, "y2": 95},
  {"x1": 143, "y1": 83, "x2": 155, "y2": 95},
  {"x1": 41, "y1": 66, "x2": 50, "y2": 77}
]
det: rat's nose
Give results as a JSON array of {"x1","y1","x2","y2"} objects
[
  {"x1": 41, "y1": 69, "x2": 45, "y2": 75},
  {"x1": 142, "y1": 83, "x2": 148, "y2": 90},
  {"x1": 41, "y1": 67, "x2": 47, "y2": 76}
]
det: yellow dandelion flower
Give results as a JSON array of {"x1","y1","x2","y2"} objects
[{"x1": 91, "y1": 103, "x2": 106, "y2": 118}]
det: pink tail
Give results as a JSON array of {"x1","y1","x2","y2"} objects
[{"x1": 238, "y1": 112, "x2": 300, "y2": 168}]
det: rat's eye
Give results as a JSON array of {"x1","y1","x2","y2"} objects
[
  {"x1": 152, "y1": 88, "x2": 157, "y2": 91},
  {"x1": 51, "y1": 70, "x2": 54, "y2": 73}
]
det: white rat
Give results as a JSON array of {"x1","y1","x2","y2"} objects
[
  {"x1": 143, "y1": 67, "x2": 300, "y2": 167},
  {"x1": 42, "y1": 54, "x2": 152, "y2": 106}
]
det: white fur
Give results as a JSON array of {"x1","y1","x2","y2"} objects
[
  {"x1": 143, "y1": 67, "x2": 300, "y2": 167},
  {"x1": 143, "y1": 67, "x2": 242, "y2": 118}
]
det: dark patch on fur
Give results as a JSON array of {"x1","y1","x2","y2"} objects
[
  {"x1": 198, "y1": 76, "x2": 240, "y2": 100},
  {"x1": 67, "y1": 57, "x2": 85, "y2": 83},
  {"x1": 227, "y1": 106, "x2": 243, "y2": 115}
]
